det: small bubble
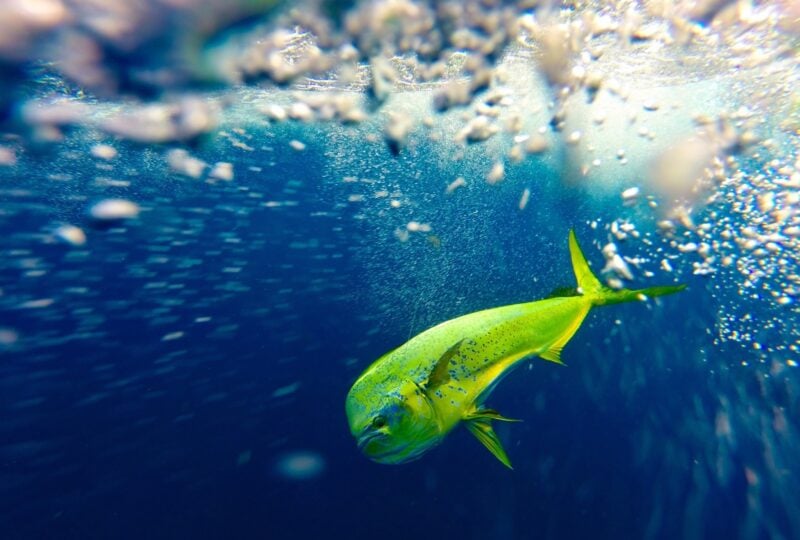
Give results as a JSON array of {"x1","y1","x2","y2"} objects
[
  {"x1": 0, "y1": 328, "x2": 19, "y2": 346},
  {"x1": 88, "y1": 199, "x2": 140, "y2": 221},
  {"x1": 274, "y1": 451, "x2": 325, "y2": 481}
]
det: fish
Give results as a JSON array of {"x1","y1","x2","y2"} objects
[{"x1": 345, "y1": 230, "x2": 686, "y2": 469}]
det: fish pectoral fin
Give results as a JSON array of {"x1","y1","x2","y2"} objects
[
  {"x1": 464, "y1": 417, "x2": 514, "y2": 469},
  {"x1": 465, "y1": 407, "x2": 521, "y2": 423},
  {"x1": 425, "y1": 338, "x2": 466, "y2": 389}
]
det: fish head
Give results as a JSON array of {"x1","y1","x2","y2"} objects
[{"x1": 346, "y1": 378, "x2": 441, "y2": 465}]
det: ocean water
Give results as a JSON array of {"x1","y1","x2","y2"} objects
[{"x1": 1, "y1": 2, "x2": 799, "y2": 539}]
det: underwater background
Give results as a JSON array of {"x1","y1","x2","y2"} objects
[{"x1": 1, "y1": 1, "x2": 799, "y2": 539}]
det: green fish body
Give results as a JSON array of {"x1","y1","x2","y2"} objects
[{"x1": 345, "y1": 231, "x2": 685, "y2": 468}]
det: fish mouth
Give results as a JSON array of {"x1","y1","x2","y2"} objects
[
  {"x1": 356, "y1": 432, "x2": 418, "y2": 463},
  {"x1": 368, "y1": 442, "x2": 426, "y2": 464},
  {"x1": 357, "y1": 431, "x2": 382, "y2": 451},
  {"x1": 367, "y1": 444, "x2": 408, "y2": 462},
  {"x1": 356, "y1": 432, "x2": 408, "y2": 462}
]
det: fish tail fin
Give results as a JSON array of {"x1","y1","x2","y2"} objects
[
  {"x1": 568, "y1": 229, "x2": 604, "y2": 300},
  {"x1": 568, "y1": 230, "x2": 686, "y2": 307}
]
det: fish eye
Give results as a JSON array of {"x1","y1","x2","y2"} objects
[{"x1": 371, "y1": 415, "x2": 387, "y2": 429}]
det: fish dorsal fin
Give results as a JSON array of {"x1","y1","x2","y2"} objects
[
  {"x1": 425, "y1": 339, "x2": 465, "y2": 389},
  {"x1": 463, "y1": 416, "x2": 514, "y2": 469}
]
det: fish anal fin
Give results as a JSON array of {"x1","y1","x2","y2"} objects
[
  {"x1": 537, "y1": 303, "x2": 591, "y2": 365},
  {"x1": 464, "y1": 417, "x2": 513, "y2": 469},
  {"x1": 426, "y1": 338, "x2": 465, "y2": 389},
  {"x1": 539, "y1": 347, "x2": 565, "y2": 365}
]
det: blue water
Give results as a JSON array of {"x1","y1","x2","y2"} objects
[
  {"x1": 0, "y1": 118, "x2": 800, "y2": 539},
  {"x1": 1, "y1": 107, "x2": 799, "y2": 540}
]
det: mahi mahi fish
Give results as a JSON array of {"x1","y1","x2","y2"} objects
[{"x1": 345, "y1": 231, "x2": 685, "y2": 469}]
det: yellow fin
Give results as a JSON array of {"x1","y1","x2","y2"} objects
[
  {"x1": 569, "y1": 229, "x2": 603, "y2": 298},
  {"x1": 539, "y1": 347, "x2": 565, "y2": 365},
  {"x1": 569, "y1": 230, "x2": 686, "y2": 306},
  {"x1": 464, "y1": 417, "x2": 513, "y2": 469},
  {"x1": 538, "y1": 303, "x2": 591, "y2": 365},
  {"x1": 465, "y1": 407, "x2": 521, "y2": 423},
  {"x1": 426, "y1": 338, "x2": 465, "y2": 389}
]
